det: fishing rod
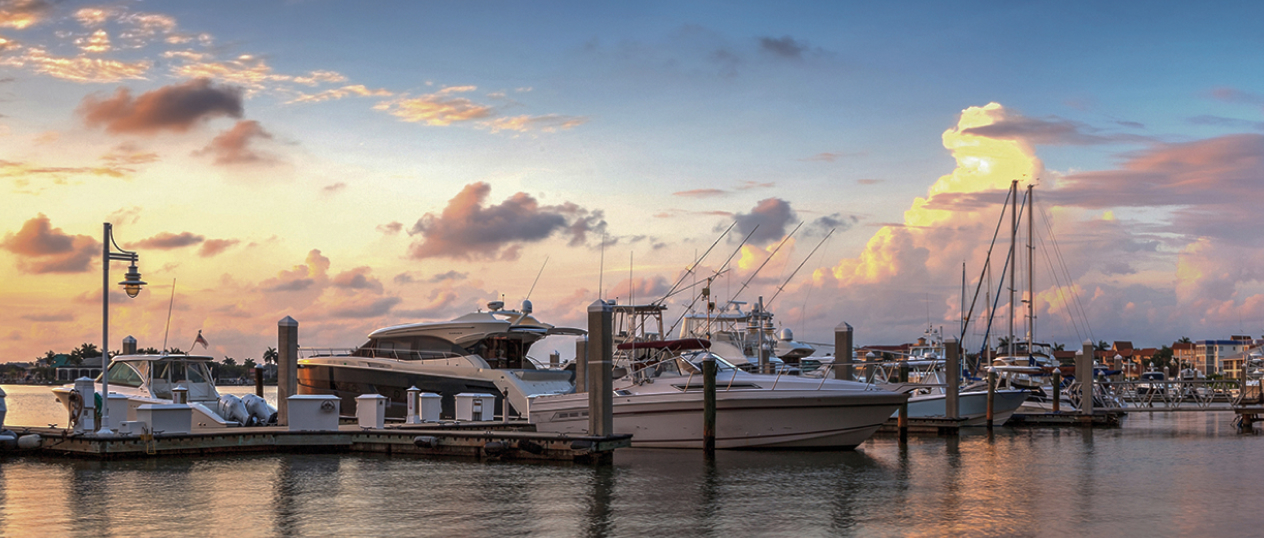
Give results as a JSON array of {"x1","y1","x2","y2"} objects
[
  {"x1": 731, "y1": 222, "x2": 803, "y2": 303},
  {"x1": 653, "y1": 222, "x2": 736, "y2": 307},
  {"x1": 765, "y1": 228, "x2": 834, "y2": 309},
  {"x1": 658, "y1": 224, "x2": 759, "y2": 304}
]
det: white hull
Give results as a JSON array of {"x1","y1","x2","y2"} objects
[
  {"x1": 531, "y1": 389, "x2": 904, "y2": 449},
  {"x1": 897, "y1": 390, "x2": 1028, "y2": 426},
  {"x1": 52, "y1": 384, "x2": 236, "y2": 429}
]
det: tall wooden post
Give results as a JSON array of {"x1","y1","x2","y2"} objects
[
  {"x1": 945, "y1": 337, "x2": 960, "y2": 419},
  {"x1": 1052, "y1": 370, "x2": 1062, "y2": 413},
  {"x1": 898, "y1": 362, "x2": 909, "y2": 444},
  {"x1": 987, "y1": 369, "x2": 997, "y2": 428},
  {"x1": 122, "y1": 335, "x2": 137, "y2": 355},
  {"x1": 586, "y1": 301, "x2": 613, "y2": 437},
  {"x1": 574, "y1": 337, "x2": 588, "y2": 393},
  {"x1": 703, "y1": 358, "x2": 717, "y2": 453},
  {"x1": 834, "y1": 322, "x2": 853, "y2": 380},
  {"x1": 1079, "y1": 340, "x2": 1095, "y2": 416},
  {"x1": 277, "y1": 316, "x2": 299, "y2": 426}
]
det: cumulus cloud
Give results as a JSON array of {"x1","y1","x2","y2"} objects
[
  {"x1": 758, "y1": 36, "x2": 811, "y2": 59},
  {"x1": 260, "y1": 249, "x2": 329, "y2": 292},
  {"x1": 429, "y1": 270, "x2": 467, "y2": 283},
  {"x1": 198, "y1": 238, "x2": 238, "y2": 257},
  {"x1": 407, "y1": 182, "x2": 606, "y2": 261},
  {"x1": 78, "y1": 78, "x2": 244, "y2": 134},
  {"x1": 0, "y1": 214, "x2": 98, "y2": 273},
  {"x1": 960, "y1": 110, "x2": 1125, "y2": 146},
  {"x1": 734, "y1": 198, "x2": 797, "y2": 246},
  {"x1": 332, "y1": 266, "x2": 384, "y2": 293},
  {"x1": 127, "y1": 231, "x2": 204, "y2": 249},
  {"x1": 196, "y1": 120, "x2": 276, "y2": 165}
]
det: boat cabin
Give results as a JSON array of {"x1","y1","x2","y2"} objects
[{"x1": 100, "y1": 355, "x2": 220, "y2": 403}]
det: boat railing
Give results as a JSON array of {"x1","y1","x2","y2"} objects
[{"x1": 298, "y1": 347, "x2": 464, "y2": 361}]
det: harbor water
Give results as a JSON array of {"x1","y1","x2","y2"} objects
[{"x1": 1, "y1": 384, "x2": 1260, "y2": 536}]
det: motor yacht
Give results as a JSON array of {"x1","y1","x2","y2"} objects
[
  {"x1": 297, "y1": 300, "x2": 583, "y2": 419},
  {"x1": 676, "y1": 301, "x2": 814, "y2": 371},
  {"x1": 529, "y1": 342, "x2": 907, "y2": 449}
]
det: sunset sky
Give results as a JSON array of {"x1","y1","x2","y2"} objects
[{"x1": 3, "y1": 1, "x2": 1264, "y2": 364}]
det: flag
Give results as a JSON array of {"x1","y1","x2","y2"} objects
[{"x1": 194, "y1": 330, "x2": 209, "y2": 349}]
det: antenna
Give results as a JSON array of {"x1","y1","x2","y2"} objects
[
  {"x1": 525, "y1": 255, "x2": 549, "y2": 301},
  {"x1": 599, "y1": 233, "x2": 605, "y2": 301},
  {"x1": 161, "y1": 278, "x2": 176, "y2": 354}
]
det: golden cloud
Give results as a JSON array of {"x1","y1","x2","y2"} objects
[{"x1": 373, "y1": 87, "x2": 494, "y2": 126}]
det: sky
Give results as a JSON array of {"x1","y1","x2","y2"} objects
[{"x1": 3, "y1": 0, "x2": 1264, "y2": 364}]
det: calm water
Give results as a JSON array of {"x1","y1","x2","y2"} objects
[{"x1": 1, "y1": 384, "x2": 1261, "y2": 537}]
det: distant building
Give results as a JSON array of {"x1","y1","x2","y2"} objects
[
  {"x1": 1192, "y1": 336, "x2": 1260, "y2": 376},
  {"x1": 1173, "y1": 342, "x2": 1196, "y2": 370}
]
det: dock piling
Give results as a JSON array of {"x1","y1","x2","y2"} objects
[
  {"x1": 703, "y1": 357, "x2": 717, "y2": 454},
  {"x1": 254, "y1": 366, "x2": 264, "y2": 397},
  {"x1": 1079, "y1": 340, "x2": 1094, "y2": 416},
  {"x1": 945, "y1": 337, "x2": 960, "y2": 419},
  {"x1": 586, "y1": 301, "x2": 613, "y2": 437},
  {"x1": 575, "y1": 337, "x2": 588, "y2": 394},
  {"x1": 834, "y1": 322, "x2": 853, "y2": 380},
  {"x1": 1052, "y1": 370, "x2": 1061, "y2": 413},
  {"x1": 986, "y1": 368, "x2": 996, "y2": 429},
  {"x1": 122, "y1": 335, "x2": 137, "y2": 355},
  {"x1": 898, "y1": 362, "x2": 909, "y2": 444},
  {"x1": 278, "y1": 316, "x2": 299, "y2": 426}
]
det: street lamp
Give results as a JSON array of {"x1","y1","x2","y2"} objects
[{"x1": 100, "y1": 222, "x2": 146, "y2": 436}]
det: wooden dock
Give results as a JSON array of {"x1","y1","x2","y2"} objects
[
  {"x1": 1005, "y1": 412, "x2": 1123, "y2": 427},
  {"x1": 5, "y1": 422, "x2": 632, "y2": 463},
  {"x1": 876, "y1": 416, "x2": 969, "y2": 436}
]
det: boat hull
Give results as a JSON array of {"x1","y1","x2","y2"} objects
[
  {"x1": 531, "y1": 389, "x2": 905, "y2": 449},
  {"x1": 897, "y1": 390, "x2": 1029, "y2": 426}
]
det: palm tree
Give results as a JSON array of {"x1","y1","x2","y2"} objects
[
  {"x1": 1052, "y1": 342, "x2": 1065, "y2": 351},
  {"x1": 1096, "y1": 340, "x2": 1110, "y2": 351},
  {"x1": 1178, "y1": 336, "x2": 1192, "y2": 344},
  {"x1": 263, "y1": 347, "x2": 278, "y2": 365}
]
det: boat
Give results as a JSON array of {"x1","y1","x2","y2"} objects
[
  {"x1": 296, "y1": 300, "x2": 583, "y2": 419},
  {"x1": 529, "y1": 341, "x2": 908, "y2": 449},
  {"x1": 51, "y1": 354, "x2": 275, "y2": 430}
]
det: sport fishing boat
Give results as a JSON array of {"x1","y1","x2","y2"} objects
[
  {"x1": 676, "y1": 301, "x2": 814, "y2": 370},
  {"x1": 529, "y1": 341, "x2": 908, "y2": 449},
  {"x1": 296, "y1": 300, "x2": 583, "y2": 419},
  {"x1": 51, "y1": 354, "x2": 275, "y2": 430}
]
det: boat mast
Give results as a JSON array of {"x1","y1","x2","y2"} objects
[
  {"x1": 1027, "y1": 183, "x2": 1035, "y2": 352},
  {"x1": 1008, "y1": 180, "x2": 1017, "y2": 358}
]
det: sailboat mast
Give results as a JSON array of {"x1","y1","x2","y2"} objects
[
  {"x1": 1009, "y1": 180, "x2": 1017, "y2": 358},
  {"x1": 1027, "y1": 184, "x2": 1035, "y2": 351}
]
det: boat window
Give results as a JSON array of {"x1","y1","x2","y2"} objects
[{"x1": 106, "y1": 362, "x2": 144, "y2": 388}]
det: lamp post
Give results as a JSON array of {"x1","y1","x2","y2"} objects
[{"x1": 100, "y1": 222, "x2": 146, "y2": 436}]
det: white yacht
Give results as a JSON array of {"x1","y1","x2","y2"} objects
[
  {"x1": 529, "y1": 344, "x2": 907, "y2": 449},
  {"x1": 297, "y1": 300, "x2": 583, "y2": 419},
  {"x1": 52, "y1": 354, "x2": 274, "y2": 430}
]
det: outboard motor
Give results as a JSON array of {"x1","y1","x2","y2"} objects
[
  {"x1": 217, "y1": 394, "x2": 251, "y2": 425},
  {"x1": 241, "y1": 393, "x2": 277, "y2": 425}
]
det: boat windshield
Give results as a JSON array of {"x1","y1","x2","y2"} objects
[
  {"x1": 150, "y1": 359, "x2": 216, "y2": 400},
  {"x1": 103, "y1": 362, "x2": 145, "y2": 388},
  {"x1": 636, "y1": 352, "x2": 736, "y2": 379}
]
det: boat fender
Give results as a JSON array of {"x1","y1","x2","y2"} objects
[
  {"x1": 569, "y1": 440, "x2": 593, "y2": 451},
  {"x1": 483, "y1": 441, "x2": 507, "y2": 455},
  {"x1": 414, "y1": 436, "x2": 439, "y2": 449},
  {"x1": 17, "y1": 434, "x2": 40, "y2": 450},
  {"x1": 517, "y1": 440, "x2": 545, "y2": 455}
]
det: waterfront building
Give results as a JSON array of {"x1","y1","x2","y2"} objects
[{"x1": 1192, "y1": 336, "x2": 1258, "y2": 376}]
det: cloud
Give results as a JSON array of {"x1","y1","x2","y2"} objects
[
  {"x1": 332, "y1": 266, "x2": 384, "y2": 293},
  {"x1": 328, "y1": 296, "x2": 402, "y2": 319},
  {"x1": 483, "y1": 114, "x2": 588, "y2": 133},
  {"x1": 1207, "y1": 87, "x2": 1264, "y2": 106},
  {"x1": 429, "y1": 270, "x2": 467, "y2": 283},
  {"x1": 198, "y1": 238, "x2": 238, "y2": 257},
  {"x1": 810, "y1": 213, "x2": 857, "y2": 235},
  {"x1": 801, "y1": 152, "x2": 863, "y2": 162},
  {"x1": 0, "y1": 0, "x2": 52, "y2": 29},
  {"x1": 79, "y1": 78, "x2": 244, "y2": 134},
  {"x1": 857, "y1": 179, "x2": 884, "y2": 185},
  {"x1": 407, "y1": 182, "x2": 603, "y2": 260},
  {"x1": 108, "y1": 206, "x2": 141, "y2": 225},
  {"x1": 960, "y1": 110, "x2": 1123, "y2": 146},
  {"x1": 287, "y1": 84, "x2": 393, "y2": 104},
  {"x1": 373, "y1": 86, "x2": 494, "y2": 126},
  {"x1": 0, "y1": 214, "x2": 99, "y2": 273},
  {"x1": 76, "y1": 29, "x2": 111, "y2": 53},
  {"x1": 734, "y1": 198, "x2": 797, "y2": 246},
  {"x1": 758, "y1": 36, "x2": 811, "y2": 59},
  {"x1": 1188, "y1": 115, "x2": 1264, "y2": 131},
  {"x1": 21, "y1": 311, "x2": 74, "y2": 322},
  {"x1": 101, "y1": 145, "x2": 160, "y2": 166},
  {"x1": 376, "y1": 221, "x2": 402, "y2": 235},
  {"x1": 674, "y1": 188, "x2": 727, "y2": 198},
  {"x1": 322, "y1": 182, "x2": 346, "y2": 193},
  {"x1": 3, "y1": 47, "x2": 151, "y2": 82},
  {"x1": 260, "y1": 249, "x2": 329, "y2": 292},
  {"x1": 127, "y1": 231, "x2": 204, "y2": 249},
  {"x1": 196, "y1": 120, "x2": 276, "y2": 165}
]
